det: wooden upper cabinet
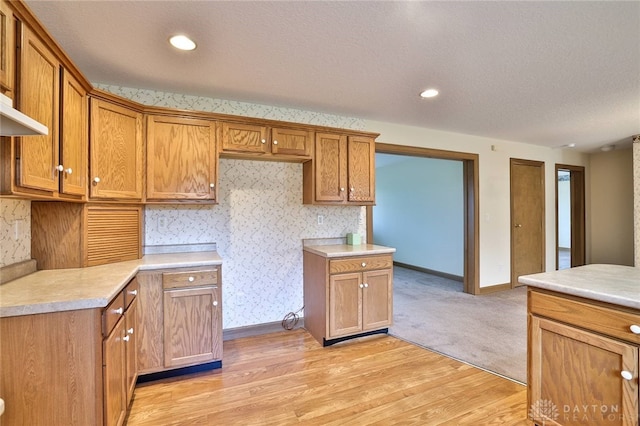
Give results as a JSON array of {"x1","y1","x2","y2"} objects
[
  {"x1": 16, "y1": 24, "x2": 60, "y2": 192},
  {"x1": 0, "y1": 0, "x2": 15, "y2": 94},
  {"x1": 303, "y1": 133, "x2": 375, "y2": 205},
  {"x1": 146, "y1": 115, "x2": 217, "y2": 201},
  {"x1": 90, "y1": 97, "x2": 143, "y2": 200},
  {"x1": 59, "y1": 69, "x2": 87, "y2": 197},
  {"x1": 220, "y1": 122, "x2": 312, "y2": 160},
  {"x1": 347, "y1": 136, "x2": 375, "y2": 203}
]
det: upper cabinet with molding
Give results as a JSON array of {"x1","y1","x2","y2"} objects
[
  {"x1": 219, "y1": 121, "x2": 313, "y2": 161},
  {"x1": 89, "y1": 93, "x2": 144, "y2": 201},
  {"x1": 0, "y1": 0, "x2": 15, "y2": 95},
  {"x1": 303, "y1": 133, "x2": 375, "y2": 205},
  {"x1": 0, "y1": 18, "x2": 88, "y2": 200},
  {"x1": 146, "y1": 114, "x2": 217, "y2": 202}
]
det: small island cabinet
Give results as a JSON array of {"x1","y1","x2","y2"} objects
[{"x1": 303, "y1": 245, "x2": 394, "y2": 346}]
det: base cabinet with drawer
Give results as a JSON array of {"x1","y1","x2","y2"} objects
[
  {"x1": 303, "y1": 250, "x2": 393, "y2": 346},
  {"x1": 528, "y1": 288, "x2": 640, "y2": 426},
  {"x1": 0, "y1": 277, "x2": 138, "y2": 426},
  {"x1": 137, "y1": 266, "x2": 222, "y2": 375}
]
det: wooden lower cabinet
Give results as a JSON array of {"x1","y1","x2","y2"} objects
[
  {"x1": 304, "y1": 251, "x2": 393, "y2": 345},
  {"x1": 137, "y1": 265, "x2": 223, "y2": 375},
  {"x1": 528, "y1": 288, "x2": 640, "y2": 426},
  {"x1": 0, "y1": 278, "x2": 138, "y2": 426}
]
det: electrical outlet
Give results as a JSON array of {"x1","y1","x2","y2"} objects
[
  {"x1": 317, "y1": 215, "x2": 324, "y2": 225},
  {"x1": 157, "y1": 217, "x2": 167, "y2": 232},
  {"x1": 13, "y1": 220, "x2": 23, "y2": 241}
]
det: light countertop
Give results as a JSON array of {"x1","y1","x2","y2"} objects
[
  {"x1": 303, "y1": 244, "x2": 396, "y2": 258},
  {"x1": 0, "y1": 251, "x2": 222, "y2": 318},
  {"x1": 518, "y1": 264, "x2": 640, "y2": 310}
]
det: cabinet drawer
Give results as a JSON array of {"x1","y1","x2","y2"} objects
[
  {"x1": 124, "y1": 277, "x2": 139, "y2": 309},
  {"x1": 103, "y1": 292, "x2": 125, "y2": 337},
  {"x1": 330, "y1": 255, "x2": 393, "y2": 274},
  {"x1": 529, "y1": 289, "x2": 640, "y2": 345},
  {"x1": 163, "y1": 268, "x2": 219, "y2": 289}
]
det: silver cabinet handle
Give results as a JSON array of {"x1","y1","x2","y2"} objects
[
  {"x1": 129, "y1": 289, "x2": 138, "y2": 296},
  {"x1": 621, "y1": 370, "x2": 633, "y2": 380},
  {"x1": 127, "y1": 328, "x2": 134, "y2": 335},
  {"x1": 210, "y1": 183, "x2": 215, "y2": 188},
  {"x1": 188, "y1": 276, "x2": 195, "y2": 282},
  {"x1": 359, "y1": 284, "x2": 364, "y2": 289},
  {"x1": 114, "y1": 307, "x2": 123, "y2": 315},
  {"x1": 515, "y1": 224, "x2": 522, "y2": 228},
  {"x1": 273, "y1": 140, "x2": 278, "y2": 145},
  {"x1": 340, "y1": 187, "x2": 345, "y2": 192},
  {"x1": 361, "y1": 262, "x2": 366, "y2": 267},
  {"x1": 630, "y1": 324, "x2": 640, "y2": 334},
  {"x1": 56, "y1": 164, "x2": 64, "y2": 172},
  {"x1": 261, "y1": 139, "x2": 266, "y2": 144},
  {"x1": 123, "y1": 335, "x2": 130, "y2": 342},
  {"x1": 93, "y1": 177, "x2": 100, "y2": 184},
  {"x1": 364, "y1": 283, "x2": 369, "y2": 288},
  {"x1": 213, "y1": 301, "x2": 218, "y2": 307},
  {"x1": 350, "y1": 187, "x2": 354, "y2": 192},
  {"x1": 65, "y1": 168, "x2": 73, "y2": 175}
]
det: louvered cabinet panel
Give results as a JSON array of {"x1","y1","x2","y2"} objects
[{"x1": 86, "y1": 206, "x2": 142, "y2": 266}]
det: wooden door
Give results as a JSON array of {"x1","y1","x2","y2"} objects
[
  {"x1": 89, "y1": 98, "x2": 143, "y2": 199},
  {"x1": 103, "y1": 316, "x2": 126, "y2": 426},
  {"x1": 146, "y1": 115, "x2": 217, "y2": 200},
  {"x1": 17, "y1": 26, "x2": 59, "y2": 192},
  {"x1": 362, "y1": 269, "x2": 393, "y2": 331},
  {"x1": 0, "y1": 0, "x2": 14, "y2": 94},
  {"x1": 329, "y1": 272, "x2": 362, "y2": 338},
  {"x1": 314, "y1": 133, "x2": 347, "y2": 203},
  {"x1": 347, "y1": 136, "x2": 375, "y2": 203},
  {"x1": 220, "y1": 122, "x2": 268, "y2": 154},
  {"x1": 510, "y1": 159, "x2": 544, "y2": 287},
  {"x1": 529, "y1": 316, "x2": 638, "y2": 426},
  {"x1": 59, "y1": 69, "x2": 87, "y2": 196},
  {"x1": 271, "y1": 128, "x2": 312, "y2": 157},
  {"x1": 124, "y1": 297, "x2": 138, "y2": 403},
  {"x1": 163, "y1": 286, "x2": 216, "y2": 368}
]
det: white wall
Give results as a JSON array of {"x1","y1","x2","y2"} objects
[
  {"x1": 374, "y1": 156, "x2": 464, "y2": 276},
  {"x1": 634, "y1": 140, "x2": 640, "y2": 267},
  {"x1": 0, "y1": 199, "x2": 31, "y2": 267},
  {"x1": 362, "y1": 119, "x2": 589, "y2": 287}
]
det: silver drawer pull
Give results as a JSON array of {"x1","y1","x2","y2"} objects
[
  {"x1": 188, "y1": 276, "x2": 195, "y2": 282},
  {"x1": 114, "y1": 307, "x2": 123, "y2": 315},
  {"x1": 129, "y1": 289, "x2": 138, "y2": 296},
  {"x1": 213, "y1": 301, "x2": 218, "y2": 307},
  {"x1": 127, "y1": 328, "x2": 134, "y2": 335},
  {"x1": 630, "y1": 324, "x2": 640, "y2": 334},
  {"x1": 621, "y1": 370, "x2": 633, "y2": 380},
  {"x1": 361, "y1": 262, "x2": 366, "y2": 267},
  {"x1": 123, "y1": 335, "x2": 130, "y2": 342}
]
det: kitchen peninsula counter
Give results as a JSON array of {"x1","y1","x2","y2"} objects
[
  {"x1": 303, "y1": 243, "x2": 396, "y2": 258},
  {"x1": 0, "y1": 251, "x2": 222, "y2": 318},
  {"x1": 518, "y1": 263, "x2": 640, "y2": 309}
]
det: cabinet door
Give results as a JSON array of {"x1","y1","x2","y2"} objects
[
  {"x1": 163, "y1": 286, "x2": 220, "y2": 368},
  {"x1": 17, "y1": 25, "x2": 59, "y2": 192},
  {"x1": 103, "y1": 316, "x2": 127, "y2": 426},
  {"x1": 147, "y1": 115, "x2": 217, "y2": 200},
  {"x1": 362, "y1": 269, "x2": 393, "y2": 331},
  {"x1": 221, "y1": 122, "x2": 268, "y2": 154},
  {"x1": 0, "y1": 0, "x2": 14, "y2": 93},
  {"x1": 271, "y1": 128, "x2": 312, "y2": 157},
  {"x1": 314, "y1": 133, "x2": 347, "y2": 202},
  {"x1": 90, "y1": 98, "x2": 143, "y2": 199},
  {"x1": 136, "y1": 272, "x2": 164, "y2": 373},
  {"x1": 124, "y1": 297, "x2": 138, "y2": 404},
  {"x1": 59, "y1": 69, "x2": 87, "y2": 196},
  {"x1": 347, "y1": 136, "x2": 375, "y2": 203},
  {"x1": 329, "y1": 272, "x2": 362, "y2": 338},
  {"x1": 529, "y1": 316, "x2": 638, "y2": 426}
]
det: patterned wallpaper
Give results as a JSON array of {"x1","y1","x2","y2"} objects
[
  {"x1": 0, "y1": 199, "x2": 31, "y2": 268},
  {"x1": 146, "y1": 159, "x2": 366, "y2": 328},
  {"x1": 634, "y1": 140, "x2": 640, "y2": 266}
]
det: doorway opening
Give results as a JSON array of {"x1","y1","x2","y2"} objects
[
  {"x1": 555, "y1": 164, "x2": 586, "y2": 269},
  {"x1": 366, "y1": 143, "x2": 479, "y2": 295}
]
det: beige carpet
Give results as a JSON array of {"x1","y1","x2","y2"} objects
[{"x1": 389, "y1": 266, "x2": 527, "y2": 384}]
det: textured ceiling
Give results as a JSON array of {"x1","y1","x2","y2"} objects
[{"x1": 25, "y1": 1, "x2": 640, "y2": 152}]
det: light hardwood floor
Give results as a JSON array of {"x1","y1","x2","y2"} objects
[{"x1": 127, "y1": 330, "x2": 530, "y2": 425}]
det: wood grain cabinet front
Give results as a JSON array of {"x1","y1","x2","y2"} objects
[
  {"x1": 0, "y1": 0, "x2": 15, "y2": 95},
  {"x1": 1, "y1": 23, "x2": 88, "y2": 200},
  {"x1": 89, "y1": 96, "x2": 144, "y2": 201},
  {"x1": 528, "y1": 288, "x2": 640, "y2": 426},
  {"x1": 304, "y1": 252, "x2": 393, "y2": 345},
  {"x1": 136, "y1": 266, "x2": 223, "y2": 375},
  {"x1": 219, "y1": 121, "x2": 313, "y2": 161},
  {"x1": 303, "y1": 134, "x2": 375, "y2": 205},
  {"x1": 146, "y1": 114, "x2": 217, "y2": 202}
]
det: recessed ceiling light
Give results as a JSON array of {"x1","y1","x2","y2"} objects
[
  {"x1": 169, "y1": 35, "x2": 196, "y2": 51},
  {"x1": 420, "y1": 89, "x2": 439, "y2": 98},
  {"x1": 567, "y1": 143, "x2": 576, "y2": 148}
]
